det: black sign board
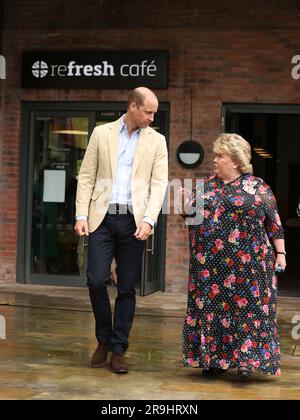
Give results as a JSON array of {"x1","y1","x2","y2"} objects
[{"x1": 22, "y1": 51, "x2": 168, "y2": 89}]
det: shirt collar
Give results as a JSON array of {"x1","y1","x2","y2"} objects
[{"x1": 120, "y1": 114, "x2": 141, "y2": 135}]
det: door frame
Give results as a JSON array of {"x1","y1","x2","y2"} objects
[
  {"x1": 222, "y1": 103, "x2": 300, "y2": 132},
  {"x1": 18, "y1": 101, "x2": 170, "y2": 293}
]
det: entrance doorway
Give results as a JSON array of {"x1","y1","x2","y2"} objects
[
  {"x1": 223, "y1": 104, "x2": 300, "y2": 296},
  {"x1": 18, "y1": 102, "x2": 169, "y2": 295}
]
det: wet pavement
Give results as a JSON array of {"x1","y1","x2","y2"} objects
[{"x1": 0, "y1": 284, "x2": 299, "y2": 400}]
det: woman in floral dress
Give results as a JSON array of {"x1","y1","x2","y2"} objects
[{"x1": 180, "y1": 133, "x2": 286, "y2": 377}]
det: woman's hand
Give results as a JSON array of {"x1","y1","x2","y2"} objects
[
  {"x1": 275, "y1": 254, "x2": 286, "y2": 272},
  {"x1": 177, "y1": 187, "x2": 192, "y2": 214}
]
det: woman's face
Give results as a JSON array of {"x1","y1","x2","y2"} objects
[{"x1": 213, "y1": 152, "x2": 237, "y2": 179}]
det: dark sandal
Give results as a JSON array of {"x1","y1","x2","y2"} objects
[{"x1": 238, "y1": 366, "x2": 252, "y2": 378}]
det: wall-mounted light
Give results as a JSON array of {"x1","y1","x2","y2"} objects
[{"x1": 177, "y1": 140, "x2": 204, "y2": 168}]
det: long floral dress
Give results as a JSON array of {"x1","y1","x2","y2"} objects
[{"x1": 182, "y1": 174, "x2": 284, "y2": 376}]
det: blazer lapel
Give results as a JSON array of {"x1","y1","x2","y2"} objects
[
  {"x1": 108, "y1": 118, "x2": 121, "y2": 179},
  {"x1": 132, "y1": 128, "x2": 150, "y2": 176}
]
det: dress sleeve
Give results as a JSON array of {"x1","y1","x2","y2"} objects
[{"x1": 257, "y1": 180, "x2": 284, "y2": 240}]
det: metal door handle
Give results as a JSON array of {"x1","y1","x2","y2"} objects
[{"x1": 146, "y1": 229, "x2": 155, "y2": 255}]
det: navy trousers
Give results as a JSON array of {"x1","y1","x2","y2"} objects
[{"x1": 86, "y1": 212, "x2": 145, "y2": 354}]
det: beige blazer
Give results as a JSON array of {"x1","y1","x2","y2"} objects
[{"x1": 75, "y1": 117, "x2": 168, "y2": 233}]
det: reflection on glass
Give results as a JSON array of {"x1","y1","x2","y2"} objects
[{"x1": 31, "y1": 116, "x2": 88, "y2": 276}]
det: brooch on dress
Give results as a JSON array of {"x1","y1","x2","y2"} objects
[{"x1": 242, "y1": 179, "x2": 257, "y2": 195}]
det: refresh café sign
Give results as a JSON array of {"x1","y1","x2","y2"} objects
[{"x1": 22, "y1": 51, "x2": 168, "y2": 89}]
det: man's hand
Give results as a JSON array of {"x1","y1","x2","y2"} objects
[
  {"x1": 74, "y1": 220, "x2": 89, "y2": 237},
  {"x1": 134, "y1": 222, "x2": 152, "y2": 241}
]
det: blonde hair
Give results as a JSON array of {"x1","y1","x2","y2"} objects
[{"x1": 213, "y1": 133, "x2": 253, "y2": 175}]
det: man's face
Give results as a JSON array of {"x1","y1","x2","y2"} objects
[{"x1": 130, "y1": 97, "x2": 158, "y2": 128}]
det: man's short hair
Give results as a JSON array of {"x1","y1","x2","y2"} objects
[{"x1": 127, "y1": 89, "x2": 146, "y2": 109}]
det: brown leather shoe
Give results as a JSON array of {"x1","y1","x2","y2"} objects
[
  {"x1": 111, "y1": 353, "x2": 128, "y2": 374},
  {"x1": 90, "y1": 344, "x2": 109, "y2": 368}
]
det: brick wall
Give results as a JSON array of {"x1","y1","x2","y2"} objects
[{"x1": 1, "y1": 0, "x2": 300, "y2": 290}]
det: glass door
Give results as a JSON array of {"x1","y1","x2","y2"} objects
[
  {"x1": 31, "y1": 115, "x2": 89, "y2": 277},
  {"x1": 19, "y1": 107, "x2": 92, "y2": 285}
]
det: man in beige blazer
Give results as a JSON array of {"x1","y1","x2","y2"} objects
[{"x1": 75, "y1": 87, "x2": 168, "y2": 373}]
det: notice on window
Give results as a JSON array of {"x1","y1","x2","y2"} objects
[{"x1": 43, "y1": 170, "x2": 66, "y2": 203}]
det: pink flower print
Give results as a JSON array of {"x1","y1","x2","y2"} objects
[
  {"x1": 253, "y1": 245, "x2": 260, "y2": 253},
  {"x1": 258, "y1": 184, "x2": 268, "y2": 194},
  {"x1": 211, "y1": 284, "x2": 220, "y2": 295},
  {"x1": 215, "y1": 208, "x2": 222, "y2": 217},
  {"x1": 187, "y1": 358, "x2": 194, "y2": 366},
  {"x1": 186, "y1": 316, "x2": 196, "y2": 327},
  {"x1": 215, "y1": 239, "x2": 224, "y2": 251},
  {"x1": 228, "y1": 274, "x2": 236, "y2": 283},
  {"x1": 234, "y1": 196, "x2": 244, "y2": 206},
  {"x1": 189, "y1": 282, "x2": 195, "y2": 292},
  {"x1": 247, "y1": 313, "x2": 254, "y2": 318},
  {"x1": 229, "y1": 229, "x2": 240, "y2": 244},
  {"x1": 206, "y1": 313, "x2": 214, "y2": 322},
  {"x1": 204, "y1": 354, "x2": 211, "y2": 364},
  {"x1": 211, "y1": 345, "x2": 217, "y2": 353},
  {"x1": 254, "y1": 196, "x2": 262, "y2": 206},
  {"x1": 220, "y1": 360, "x2": 229, "y2": 370},
  {"x1": 197, "y1": 253, "x2": 206, "y2": 264},
  {"x1": 241, "y1": 253, "x2": 251, "y2": 264},
  {"x1": 237, "y1": 298, "x2": 248, "y2": 308},
  {"x1": 224, "y1": 279, "x2": 231, "y2": 288},
  {"x1": 245, "y1": 339, "x2": 252, "y2": 348},
  {"x1": 241, "y1": 345, "x2": 248, "y2": 353},
  {"x1": 263, "y1": 305, "x2": 269, "y2": 315},
  {"x1": 251, "y1": 361, "x2": 261, "y2": 368},
  {"x1": 224, "y1": 274, "x2": 236, "y2": 289},
  {"x1": 261, "y1": 261, "x2": 267, "y2": 271},
  {"x1": 264, "y1": 352, "x2": 271, "y2": 360},
  {"x1": 233, "y1": 179, "x2": 242, "y2": 186},
  {"x1": 253, "y1": 320, "x2": 261, "y2": 329},
  {"x1": 203, "y1": 270, "x2": 210, "y2": 278},
  {"x1": 195, "y1": 298, "x2": 203, "y2": 309},
  {"x1": 233, "y1": 349, "x2": 239, "y2": 359},
  {"x1": 221, "y1": 318, "x2": 230, "y2": 328},
  {"x1": 272, "y1": 276, "x2": 277, "y2": 290},
  {"x1": 204, "y1": 210, "x2": 210, "y2": 219}
]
